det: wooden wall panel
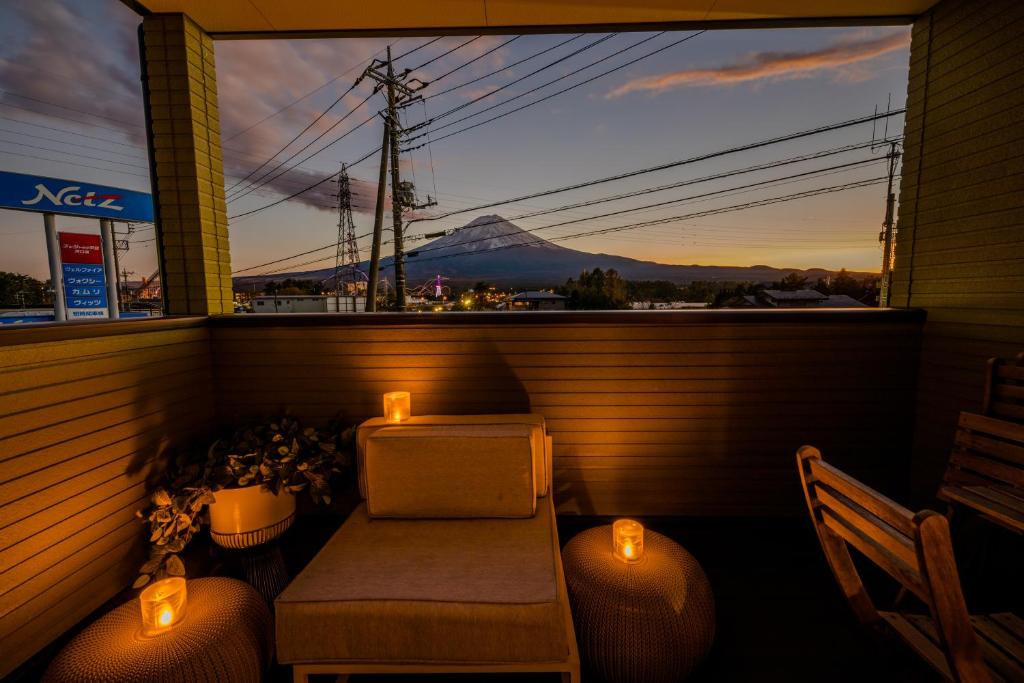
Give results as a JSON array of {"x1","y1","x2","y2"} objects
[
  {"x1": 210, "y1": 311, "x2": 923, "y2": 518},
  {"x1": 891, "y1": 0, "x2": 1024, "y2": 501},
  {"x1": 0, "y1": 318, "x2": 214, "y2": 678}
]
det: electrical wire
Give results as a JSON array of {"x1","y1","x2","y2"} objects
[
  {"x1": 416, "y1": 34, "x2": 585, "y2": 102},
  {"x1": 404, "y1": 31, "x2": 706, "y2": 149},
  {"x1": 408, "y1": 36, "x2": 483, "y2": 72},
  {"x1": 426, "y1": 36, "x2": 522, "y2": 84},
  {"x1": 228, "y1": 144, "x2": 381, "y2": 220},
  {"x1": 225, "y1": 81, "x2": 362, "y2": 194},
  {"x1": 226, "y1": 92, "x2": 376, "y2": 203},
  {"x1": 408, "y1": 108, "x2": 905, "y2": 223}
]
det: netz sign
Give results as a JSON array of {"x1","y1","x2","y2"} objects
[{"x1": 0, "y1": 170, "x2": 154, "y2": 222}]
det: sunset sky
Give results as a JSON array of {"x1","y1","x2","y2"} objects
[{"x1": 0, "y1": 0, "x2": 911, "y2": 283}]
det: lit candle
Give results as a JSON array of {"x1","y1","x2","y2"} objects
[
  {"x1": 139, "y1": 577, "x2": 187, "y2": 635},
  {"x1": 613, "y1": 519, "x2": 644, "y2": 563},
  {"x1": 383, "y1": 391, "x2": 411, "y2": 423}
]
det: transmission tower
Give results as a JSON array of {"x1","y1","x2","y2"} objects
[{"x1": 334, "y1": 163, "x2": 361, "y2": 301}]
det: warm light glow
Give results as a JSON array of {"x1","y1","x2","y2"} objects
[
  {"x1": 613, "y1": 519, "x2": 644, "y2": 564},
  {"x1": 383, "y1": 391, "x2": 411, "y2": 423},
  {"x1": 139, "y1": 577, "x2": 187, "y2": 635}
]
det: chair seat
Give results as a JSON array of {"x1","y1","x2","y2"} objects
[
  {"x1": 880, "y1": 611, "x2": 1024, "y2": 682},
  {"x1": 275, "y1": 500, "x2": 569, "y2": 665},
  {"x1": 939, "y1": 484, "x2": 1024, "y2": 533}
]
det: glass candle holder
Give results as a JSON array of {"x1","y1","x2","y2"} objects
[
  {"x1": 383, "y1": 391, "x2": 411, "y2": 423},
  {"x1": 613, "y1": 519, "x2": 644, "y2": 563},
  {"x1": 139, "y1": 577, "x2": 187, "y2": 635}
]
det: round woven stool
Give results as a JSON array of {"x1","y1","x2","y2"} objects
[
  {"x1": 563, "y1": 525, "x2": 715, "y2": 683},
  {"x1": 43, "y1": 577, "x2": 273, "y2": 683}
]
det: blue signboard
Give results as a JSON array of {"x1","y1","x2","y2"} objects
[
  {"x1": 0, "y1": 171, "x2": 154, "y2": 222},
  {"x1": 62, "y1": 263, "x2": 108, "y2": 312}
]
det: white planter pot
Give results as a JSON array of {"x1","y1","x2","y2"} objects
[{"x1": 208, "y1": 485, "x2": 296, "y2": 549}]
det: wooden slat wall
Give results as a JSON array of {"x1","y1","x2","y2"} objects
[
  {"x1": 0, "y1": 318, "x2": 214, "y2": 678},
  {"x1": 891, "y1": 0, "x2": 1024, "y2": 502},
  {"x1": 210, "y1": 310, "x2": 923, "y2": 517}
]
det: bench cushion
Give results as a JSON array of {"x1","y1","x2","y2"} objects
[
  {"x1": 357, "y1": 414, "x2": 551, "y2": 497},
  {"x1": 365, "y1": 425, "x2": 536, "y2": 518},
  {"x1": 275, "y1": 501, "x2": 568, "y2": 664}
]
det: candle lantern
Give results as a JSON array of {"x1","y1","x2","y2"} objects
[
  {"x1": 612, "y1": 519, "x2": 644, "y2": 563},
  {"x1": 383, "y1": 391, "x2": 411, "y2": 423},
  {"x1": 139, "y1": 577, "x2": 187, "y2": 635}
]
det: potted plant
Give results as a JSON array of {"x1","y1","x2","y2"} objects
[
  {"x1": 203, "y1": 415, "x2": 351, "y2": 549},
  {"x1": 134, "y1": 454, "x2": 215, "y2": 588}
]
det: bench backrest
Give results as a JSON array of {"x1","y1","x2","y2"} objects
[
  {"x1": 796, "y1": 446, "x2": 989, "y2": 682},
  {"x1": 944, "y1": 412, "x2": 1024, "y2": 494},
  {"x1": 982, "y1": 352, "x2": 1024, "y2": 422}
]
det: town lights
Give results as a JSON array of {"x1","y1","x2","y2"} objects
[
  {"x1": 612, "y1": 519, "x2": 644, "y2": 563},
  {"x1": 139, "y1": 577, "x2": 187, "y2": 635},
  {"x1": 383, "y1": 391, "x2": 411, "y2": 423}
]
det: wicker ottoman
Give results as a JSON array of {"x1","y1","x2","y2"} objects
[
  {"x1": 563, "y1": 525, "x2": 715, "y2": 683},
  {"x1": 43, "y1": 577, "x2": 272, "y2": 683}
]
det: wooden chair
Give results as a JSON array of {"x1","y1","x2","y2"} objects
[
  {"x1": 982, "y1": 352, "x2": 1024, "y2": 422},
  {"x1": 796, "y1": 445, "x2": 1024, "y2": 682},
  {"x1": 938, "y1": 412, "x2": 1024, "y2": 534}
]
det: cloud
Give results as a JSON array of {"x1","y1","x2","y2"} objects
[
  {"x1": 0, "y1": 1, "x2": 147, "y2": 143},
  {"x1": 605, "y1": 31, "x2": 910, "y2": 98}
]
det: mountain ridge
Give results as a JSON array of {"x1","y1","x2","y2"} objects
[{"x1": 234, "y1": 214, "x2": 877, "y2": 289}]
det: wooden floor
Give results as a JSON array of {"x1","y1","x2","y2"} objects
[
  {"x1": 269, "y1": 514, "x2": 941, "y2": 683},
  {"x1": 20, "y1": 509, "x2": 1019, "y2": 682}
]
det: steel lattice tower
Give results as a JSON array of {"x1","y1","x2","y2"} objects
[{"x1": 334, "y1": 163, "x2": 361, "y2": 296}]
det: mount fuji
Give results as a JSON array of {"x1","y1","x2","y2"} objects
[{"x1": 234, "y1": 215, "x2": 875, "y2": 289}]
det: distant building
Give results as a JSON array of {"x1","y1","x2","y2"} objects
[
  {"x1": 630, "y1": 301, "x2": 710, "y2": 310},
  {"x1": 506, "y1": 291, "x2": 567, "y2": 311},
  {"x1": 734, "y1": 289, "x2": 868, "y2": 309},
  {"x1": 251, "y1": 294, "x2": 366, "y2": 313},
  {"x1": 759, "y1": 289, "x2": 828, "y2": 307}
]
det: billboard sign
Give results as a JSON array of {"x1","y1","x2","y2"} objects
[
  {"x1": 59, "y1": 232, "x2": 108, "y2": 319},
  {"x1": 0, "y1": 171, "x2": 154, "y2": 222}
]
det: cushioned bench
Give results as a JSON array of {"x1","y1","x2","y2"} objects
[{"x1": 276, "y1": 416, "x2": 579, "y2": 682}]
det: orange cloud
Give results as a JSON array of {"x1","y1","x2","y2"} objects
[{"x1": 606, "y1": 31, "x2": 910, "y2": 98}]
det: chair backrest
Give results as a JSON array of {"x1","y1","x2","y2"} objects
[
  {"x1": 796, "y1": 446, "x2": 989, "y2": 682},
  {"x1": 944, "y1": 412, "x2": 1024, "y2": 495},
  {"x1": 982, "y1": 352, "x2": 1024, "y2": 422}
]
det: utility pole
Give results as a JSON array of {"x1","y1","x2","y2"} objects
[
  {"x1": 878, "y1": 142, "x2": 901, "y2": 307},
  {"x1": 366, "y1": 126, "x2": 390, "y2": 312},
  {"x1": 358, "y1": 47, "x2": 422, "y2": 311}
]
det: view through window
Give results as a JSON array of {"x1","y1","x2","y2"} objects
[{"x1": 0, "y1": 1, "x2": 910, "y2": 320}]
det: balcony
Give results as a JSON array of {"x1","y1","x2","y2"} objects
[{"x1": 2, "y1": 0, "x2": 1024, "y2": 679}]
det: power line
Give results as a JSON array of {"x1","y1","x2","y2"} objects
[
  {"x1": 414, "y1": 33, "x2": 617, "y2": 126},
  {"x1": 0, "y1": 136, "x2": 150, "y2": 170},
  {"x1": 404, "y1": 31, "x2": 705, "y2": 148},
  {"x1": 0, "y1": 126, "x2": 147, "y2": 160},
  {"x1": 417, "y1": 34, "x2": 584, "y2": 102},
  {"x1": 0, "y1": 146, "x2": 150, "y2": 178},
  {"x1": 405, "y1": 177, "x2": 889, "y2": 267},
  {"x1": 408, "y1": 108, "x2": 905, "y2": 223},
  {"x1": 222, "y1": 41, "x2": 403, "y2": 143},
  {"x1": 397, "y1": 156, "x2": 888, "y2": 259},
  {"x1": 225, "y1": 81, "x2": 362, "y2": 194},
  {"x1": 392, "y1": 37, "x2": 443, "y2": 62},
  {"x1": 239, "y1": 146, "x2": 890, "y2": 278},
  {"x1": 408, "y1": 36, "x2": 483, "y2": 72},
  {"x1": 404, "y1": 140, "x2": 892, "y2": 243},
  {"x1": 426, "y1": 36, "x2": 522, "y2": 84},
  {"x1": 226, "y1": 92, "x2": 376, "y2": 203},
  {"x1": 227, "y1": 144, "x2": 382, "y2": 220},
  {"x1": 0, "y1": 89, "x2": 144, "y2": 129}
]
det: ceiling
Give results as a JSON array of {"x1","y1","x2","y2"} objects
[{"x1": 122, "y1": 0, "x2": 938, "y2": 38}]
